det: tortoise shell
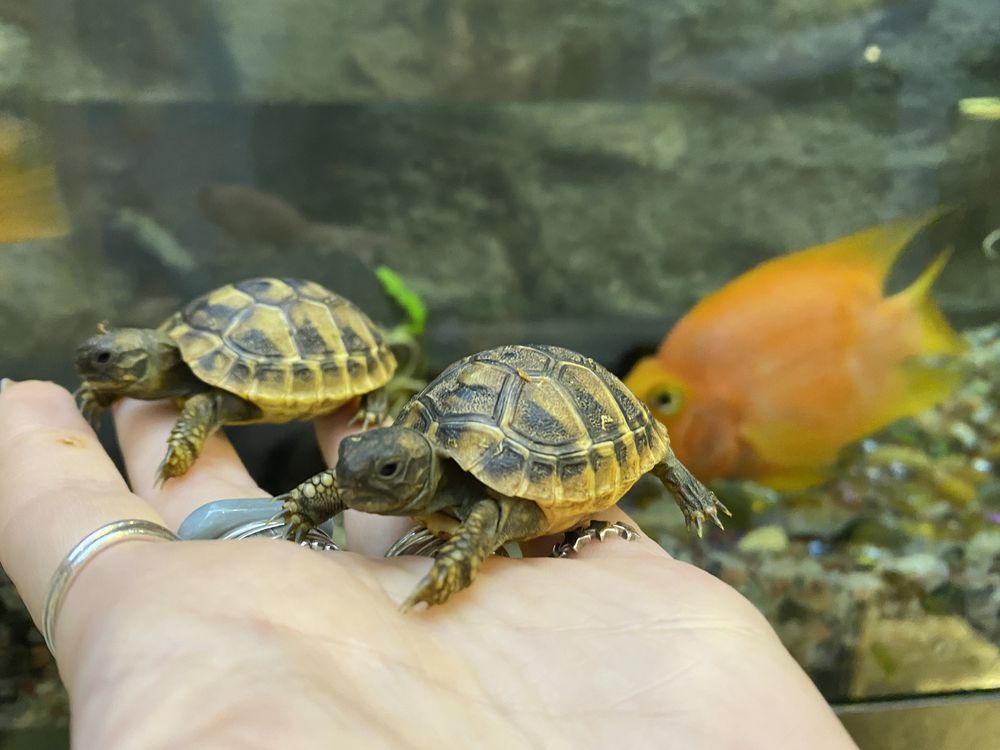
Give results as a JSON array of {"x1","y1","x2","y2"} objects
[
  {"x1": 161, "y1": 277, "x2": 396, "y2": 419},
  {"x1": 396, "y1": 344, "x2": 669, "y2": 532}
]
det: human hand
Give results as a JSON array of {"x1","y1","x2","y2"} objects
[{"x1": 0, "y1": 380, "x2": 857, "y2": 749}]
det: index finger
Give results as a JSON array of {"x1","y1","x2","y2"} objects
[{"x1": 0, "y1": 380, "x2": 164, "y2": 620}]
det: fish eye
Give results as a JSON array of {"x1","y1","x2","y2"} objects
[
  {"x1": 648, "y1": 386, "x2": 684, "y2": 416},
  {"x1": 378, "y1": 461, "x2": 401, "y2": 478}
]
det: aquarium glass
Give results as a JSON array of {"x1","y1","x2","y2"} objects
[{"x1": 1, "y1": 0, "x2": 999, "y2": 729}]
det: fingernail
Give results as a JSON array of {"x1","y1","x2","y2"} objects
[{"x1": 0, "y1": 378, "x2": 13, "y2": 393}]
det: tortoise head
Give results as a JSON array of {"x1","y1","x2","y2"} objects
[
  {"x1": 335, "y1": 426, "x2": 441, "y2": 515},
  {"x1": 74, "y1": 327, "x2": 181, "y2": 394}
]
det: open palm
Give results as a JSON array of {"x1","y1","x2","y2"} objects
[{"x1": 0, "y1": 381, "x2": 855, "y2": 749}]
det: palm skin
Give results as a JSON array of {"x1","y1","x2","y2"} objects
[{"x1": 0, "y1": 381, "x2": 856, "y2": 749}]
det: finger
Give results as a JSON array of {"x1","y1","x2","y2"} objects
[
  {"x1": 311, "y1": 402, "x2": 368, "y2": 466},
  {"x1": 313, "y1": 407, "x2": 413, "y2": 556},
  {"x1": 113, "y1": 398, "x2": 265, "y2": 529},
  {"x1": 0, "y1": 380, "x2": 165, "y2": 620}
]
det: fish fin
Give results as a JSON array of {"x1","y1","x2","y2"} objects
[
  {"x1": 861, "y1": 359, "x2": 963, "y2": 436},
  {"x1": 753, "y1": 465, "x2": 831, "y2": 492},
  {"x1": 794, "y1": 206, "x2": 953, "y2": 284},
  {"x1": 890, "y1": 246, "x2": 966, "y2": 355},
  {"x1": 0, "y1": 118, "x2": 69, "y2": 243},
  {"x1": 0, "y1": 165, "x2": 70, "y2": 243},
  {"x1": 741, "y1": 420, "x2": 841, "y2": 468}
]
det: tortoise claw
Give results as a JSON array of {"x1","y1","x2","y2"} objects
[
  {"x1": 73, "y1": 385, "x2": 106, "y2": 429},
  {"x1": 153, "y1": 460, "x2": 170, "y2": 488},
  {"x1": 351, "y1": 388, "x2": 389, "y2": 430},
  {"x1": 683, "y1": 501, "x2": 729, "y2": 537},
  {"x1": 552, "y1": 520, "x2": 639, "y2": 557},
  {"x1": 275, "y1": 495, "x2": 313, "y2": 542},
  {"x1": 349, "y1": 407, "x2": 384, "y2": 431}
]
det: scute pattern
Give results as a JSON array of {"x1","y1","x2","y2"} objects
[
  {"x1": 396, "y1": 344, "x2": 668, "y2": 529},
  {"x1": 163, "y1": 277, "x2": 396, "y2": 414},
  {"x1": 509, "y1": 379, "x2": 584, "y2": 448}
]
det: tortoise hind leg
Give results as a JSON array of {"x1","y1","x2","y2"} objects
[
  {"x1": 351, "y1": 387, "x2": 389, "y2": 429},
  {"x1": 402, "y1": 497, "x2": 547, "y2": 613},
  {"x1": 552, "y1": 520, "x2": 639, "y2": 557},
  {"x1": 156, "y1": 389, "x2": 260, "y2": 485},
  {"x1": 650, "y1": 446, "x2": 730, "y2": 536}
]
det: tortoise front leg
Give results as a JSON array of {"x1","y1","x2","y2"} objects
[
  {"x1": 402, "y1": 497, "x2": 547, "y2": 612},
  {"x1": 274, "y1": 470, "x2": 343, "y2": 542},
  {"x1": 650, "y1": 446, "x2": 730, "y2": 536},
  {"x1": 156, "y1": 390, "x2": 260, "y2": 485},
  {"x1": 74, "y1": 384, "x2": 117, "y2": 428}
]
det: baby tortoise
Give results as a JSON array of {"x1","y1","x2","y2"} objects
[
  {"x1": 75, "y1": 277, "x2": 397, "y2": 483},
  {"x1": 277, "y1": 344, "x2": 729, "y2": 611}
]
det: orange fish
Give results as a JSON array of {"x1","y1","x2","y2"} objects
[
  {"x1": 624, "y1": 209, "x2": 965, "y2": 490},
  {"x1": 0, "y1": 116, "x2": 69, "y2": 243}
]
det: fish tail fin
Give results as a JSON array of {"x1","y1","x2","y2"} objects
[
  {"x1": 1, "y1": 165, "x2": 69, "y2": 242},
  {"x1": 0, "y1": 117, "x2": 69, "y2": 243},
  {"x1": 862, "y1": 358, "x2": 964, "y2": 436},
  {"x1": 893, "y1": 245, "x2": 966, "y2": 355},
  {"x1": 754, "y1": 465, "x2": 832, "y2": 492},
  {"x1": 902, "y1": 361, "x2": 964, "y2": 406},
  {"x1": 800, "y1": 205, "x2": 954, "y2": 284}
]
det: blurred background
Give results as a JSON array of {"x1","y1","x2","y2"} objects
[{"x1": 1, "y1": 0, "x2": 999, "y2": 740}]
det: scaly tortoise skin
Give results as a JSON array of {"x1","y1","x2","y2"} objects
[
  {"x1": 277, "y1": 344, "x2": 728, "y2": 611},
  {"x1": 74, "y1": 277, "x2": 396, "y2": 483}
]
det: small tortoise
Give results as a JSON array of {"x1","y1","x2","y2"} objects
[
  {"x1": 75, "y1": 277, "x2": 397, "y2": 483},
  {"x1": 278, "y1": 343, "x2": 729, "y2": 611}
]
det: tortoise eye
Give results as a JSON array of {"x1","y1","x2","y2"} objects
[
  {"x1": 378, "y1": 461, "x2": 401, "y2": 478},
  {"x1": 95, "y1": 350, "x2": 112, "y2": 364},
  {"x1": 647, "y1": 386, "x2": 684, "y2": 417}
]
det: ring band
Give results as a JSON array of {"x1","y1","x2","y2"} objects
[
  {"x1": 42, "y1": 518, "x2": 178, "y2": 656},
  {"x1": 384, "y1": 526, "x2": 447, "y2": 557},
  {"x1": 384, "y1": 526, "x2": 513, "y2": 559},
  {"x1": 223, "y1": 518, "x2": 339, "y2": 550},
  {"x1": 176, "y1": 498, "x2": 339, "y2": 549}
]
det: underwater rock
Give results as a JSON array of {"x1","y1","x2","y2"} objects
[
  {"x1": 737, "y1": 525, "x2": 789, "y2": 553},
  {"x1": 878, "y1": 553, "x2": 951, "y2": 592},
  {"x1": 851, "y1": 612, "x2": 1000, "y2": 698}
]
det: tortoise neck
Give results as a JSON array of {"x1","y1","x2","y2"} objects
[
  {"x1": 396, "y1": 448, "x2": 443, "y2": 515},
  {"x1": 125, "y1": 331, "x2": 201, "y2": 399},
  {"x1": 413, "y1": 458, "x2": 482, "y2": 517}
]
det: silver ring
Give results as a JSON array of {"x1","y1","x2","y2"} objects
[
  {"x1": 384, "y1": 526, "x2": 447, "y2": 557},
  {"x1": 176, "y1": 498, "x2": 339, "y2": 550},
  {"x1": 42, "y1": 518, "x2": 178, "y2": 656},
  {"x1": 224, "y1": 518, "x2": 339, "y2": 551},
  {"x1": 384, "y1": 526, "x2": 514, "y2": 558}
]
